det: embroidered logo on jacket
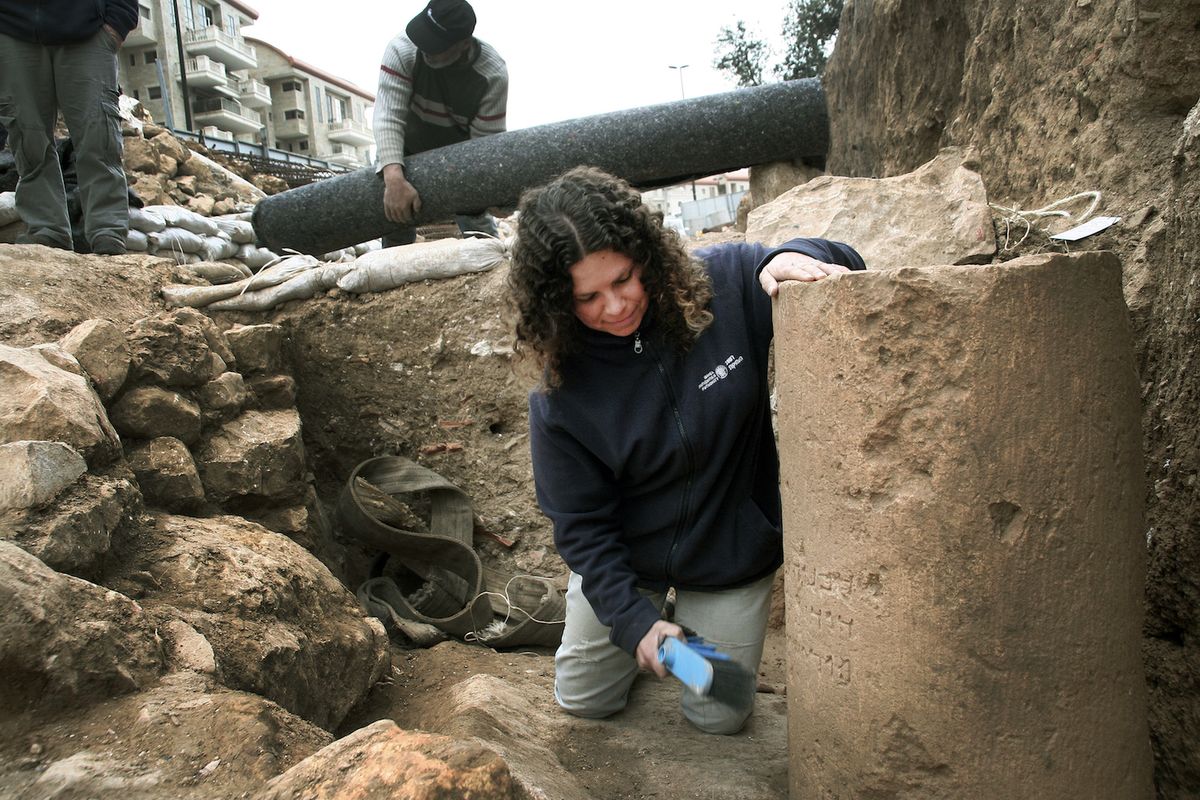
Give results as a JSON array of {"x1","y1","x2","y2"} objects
[{"x1": 699, "y1": 354, "x2": 744, "y2": 391}]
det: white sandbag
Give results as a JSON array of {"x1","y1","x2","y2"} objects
[
  {"x1": 161, "y1": 253, "x2": 320, "y2": 308},
  {"x1": 237, "y1": 244, "x2": 281, "y2": 271},
  {"x1": 185, "y1": 261, "x2": 252, "y2": 284},
  {"x1": 212, "y1": 216, "x2": 256, "y2": 244},
  {"x1": 353, "y1": 240, "x2": 382, "y2": 256},
  {"x1": 148, "y1": 227, "x2": 203, "y2": 254},
  {"x1": 142, "y1": 204, "x2": 220, "y2": 236},
  {"x1": 0, "y1": 192, "x2": 19, "y2": 227},
  {"x1": 206, "y1": 263, "x2": 354, "y2": 311},
  {"x1": 126, "y1": 229, "x2": 149, "y2": 251},
  {"x1": 128, "y1": 206, "x2": 167, "y2": 233},
  {"x1": 337, "y1": 237, "x2": 509, "y2": 294},
  {"x1": 199, "y1": 234, "x2": 239, "y2": 262}
]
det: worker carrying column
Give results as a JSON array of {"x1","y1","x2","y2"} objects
[{"x1": 373, "y1": 0, "x2": 508, "y2": 248}]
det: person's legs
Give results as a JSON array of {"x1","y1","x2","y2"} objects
[
  {"x1": 673, "y1": 571, "x2": 775, "y2": 735},
  {"x1": 455, "y1": 211, "x2": 498, "y2": 239},
  {"x1": 0, "y1": 32, "x2": 72, "y2": 249},
  {"x1": 554, "y1": 572, "x2": 641, "y2": 718},
  {"x1": 55, "y1": 29, "x2": 127, "y2": 251},
  {"x1": 382, "y1": 224, "x2": 417, "y2": 248}
]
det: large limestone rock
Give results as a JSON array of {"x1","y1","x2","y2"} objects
[
  {"x1": 0, "y1": 541, "x2": 163, "y2": 712},
  {"x1": 0, "y1": 343, "x2": 121, "y2": 465},
  {"x1": 196, "y1": 409, "x2": 306, "y2": 503},
  {"x1": 127, "y1": 436, "x2": 205, "y2": 512},
  {"x1": 105, "y1": 513, "x2": 390, "y2": 730},
  {"x1": 0, "y1": 671, "x2": 331, "y2": 800},
  {"x1": 224, "y1": 323, "x2": 284, "y2": 375},
  {"x1": 109, "y1": 385, "x2": 202, "y2": 445},
  {"x1": 255, "y1": 719, "x2": 520, "y2": 800},
  {"x1": 58, "y1": 319, "x2": 132, "y2": 402},
  {"x1": 196, "y1": 371, "x2": 247, "y2": 423},
  {"x1": 126, "y1": 309, "x2": 225, "y2": 389},
  {"x1": 2, "y1": 469, "x2": 141, "y2": 580},
  {"x1": 746, "y1": 147, "x2": 996, "y2": 267},
  {"x1": 773, "y1": 252, "x2": 1152, "y2": 798},
  {"x1": 0, "y1": 440, "x2": 87, "y2": 513}
]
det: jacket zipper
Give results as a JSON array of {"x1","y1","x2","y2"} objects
[
  {"x1": 633, "y1": 331, "x2": 643, "y2": 354},
  {"x1": 643, "y1": 337, "x2": 693, "y2": 583}
]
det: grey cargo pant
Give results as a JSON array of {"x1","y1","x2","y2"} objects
[
  {"x1": 382, "y1": 211, "x2": 499, "y2": 248},
  {"x1": 554, "y1": 570, "x2": 775, "y2": 735},
  {"x1": 0, "y1": 28, "x2": 128, "y2": 250}
]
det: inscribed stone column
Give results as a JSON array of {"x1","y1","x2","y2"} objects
[{"x1": 773, "y1": 252, "x2": 1153, "y2": 799}]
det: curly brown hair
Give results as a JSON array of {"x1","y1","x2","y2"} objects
[{"x1": 507, "y1": 166, "x2": 713, "y2": 388}]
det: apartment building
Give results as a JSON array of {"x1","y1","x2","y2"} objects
[
  {"x1": 246, "y1": 37, "x2": 375, "y2": 169},
  {"x1": 117, "y1": 0, "x2": 373, "y2": 169},
  {"x1": 641, "y1": 170, "x2": 751, "y2": 218}
]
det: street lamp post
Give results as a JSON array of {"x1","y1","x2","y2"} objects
[{"x1": 668, "y1": 64, "x2": 696, "y2": 202}]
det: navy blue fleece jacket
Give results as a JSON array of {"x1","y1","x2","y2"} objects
[
  {"x1": 529, "y1": 237, "x2": 866, "y2": 654},
  {"x1": 0, "y1": 0, "x2": 139, "y2": 45}
]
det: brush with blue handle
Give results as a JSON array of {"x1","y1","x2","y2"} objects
[{"x1": 658, "y1": 635, "x2": 756, "y2": 708}]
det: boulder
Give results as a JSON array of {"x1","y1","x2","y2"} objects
[
  {"x1": 246, "y1": 374, "x2": 296, "y2": 410},
  {"x1": 254, "y1": 720, "x2": 520, "y2": 800},
  {"x1": 197, "y1": 371, "x2": 247, "y2": 423},
  {"x1": 187, "y1": 194, "x2": 216, "y2": 216},
  {"x1": 150, "y1": 131, "x2": 191, "y2": 167},
  {"x1": 1, "y1": 469, "x2": 141, "y2": 580},
  {"x1": 746, "y1": 147, "x2": 996, "y2": 267},
  {"x1": 160, "y1": 619, "x2": 217, "y2": 674},
  {"x1": 0, "y1": 343, "x2": 121, "y2": 466},
  {"x1": 126, "y1": 309, "x2": 223, "y2": 388},
  {"x1": 58, "y1": 319, "x2": 131, "y2": 402},
  {"x1": 122, "y1": 136, "x2": 161, "y2": 174},
  {"x1": 0, "y1": 541, "x2": 163, "y2": 712},
  {"x1": 196, "y1": 409, "x2": 306, "y2": 503},
  {"x1": 127, "y1": 436, "x2": 205, "y2": 512},
  {"x1": 109, "y1": 386, "x2": 202, "y2": 446},
  {"x1": 224, "y1": 324, "x2": 284, "y2": 376},
  {"x1": 0, "y1": 440, "x2": 87, "y2": 513},
  {"x1": 750, "y1": 160, "x2": 825, "y2": 209},
  {"x1": 105, "y1": 513, "x2": 391, "y2": 730},
  {"x1": 0, "y1": 671, "x2": 331, "y2": 800}
]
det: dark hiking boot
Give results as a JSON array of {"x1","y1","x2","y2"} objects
[{"x1": 90, "y1": 235, "x2": 128, "y2": 255}]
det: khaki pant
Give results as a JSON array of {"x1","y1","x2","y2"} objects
[
  {"x1": 0, "y1": 28, "x2": 128, "y2": 249},
  {"x1": 554, "y1": 570, "x2": 775, "y2": 735}
]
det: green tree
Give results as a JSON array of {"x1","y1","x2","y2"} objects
[
  {"x1": 714, "y1": 20, "x2": 768, "y2": 87},
  {"x1": 776, "y1": 0, "x2": 843, "y2": 80},
  {"x1": 713, "y1": 0, "x2": 843, "y2": 85}
]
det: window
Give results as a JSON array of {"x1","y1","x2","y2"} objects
[
  {"x1": 275, "y1": 140, "x2": 282, "y2": 149},
  {"x1": 284, "y1": 109, "x2": 305, "y2": 120},
  {"x1": 197, "y1": 4, "x2": 213, "y2": 27},
  {"x1": 224, "y1": 12, "x2": 238, "y2": 35},
  {"x1": 314, "y1": 87, "x2": 322, "y2": 122},
  {"x1": 128, "y1": 54, "x2": 136, "y2": 67},
  {"x1": 144, "y1": 50, "x2": 157, "y2": 64},
  {"x1": 148, "y1": 86, "x2": 162, "y2": 99},
  {"x1": 132, "y1": 88, "x2": 140, "y2": 100},
  {"x1": 328, "y1": 94, "x2": 347, "y2": 123},
  {"x1": 298, "y1": 140, "x2": 308, "y2": 151},
  {"x1": 139, "y1": 3, "x2": 151, "y2": 18},
  {"x1": 182, "y1": 0, "x2": 194, "y2": 29},
  {"x1": 281, "y1": 81, "x2": 302, "y2": 93}
]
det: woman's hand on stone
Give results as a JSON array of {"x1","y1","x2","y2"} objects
[
  {"x1": 759, "y1": 252, "x2": 850, "y2": 297},
  {"x1": 636, "y1": 620, "x2": 685, "y2": 678}
]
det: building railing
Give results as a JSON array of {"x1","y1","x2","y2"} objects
[
  {"x1": 328, "y1": 118, "x2": 370, "y2": 136},
  {"x1": 193, "y1": 96, "x2": 247, "y2": 115},
  {"x1": 184, "y1": 26, "x2": 256, "y2": 60},
  {"x1": 186, "y1": 55, "x2": 226, "y2": 78}
]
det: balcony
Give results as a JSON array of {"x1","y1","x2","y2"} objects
[
  {"x1": 327, "y1": 118, "x2": 374, "y2": 147},
  {"x1": 275, "y1": 116, "x2": 309, "y2": 139},
  {"x1": 185, "y1": 55, "x2": 227, "y2": 88},
  {"x1": 236, "y1": 78, "x2": 271, "y2": 108},
  {"x1": 184, "y1": 26, "x2": 257, "y2": 70},
  {"x1": 125, "y1": 4, "x2": 157, "y2": 46},
  {"x1": 192, "y1": 97, "x2": 262, "y2": 135},
  {"x1": 325, "y1": 150, "x2": 361, "y2": 168}
]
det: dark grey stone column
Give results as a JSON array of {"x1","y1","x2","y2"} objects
[{"x1": 252, "y1": 79, "x2": 827, "y2": 255}]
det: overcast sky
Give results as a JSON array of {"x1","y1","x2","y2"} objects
[{"x1": 243, "y1": 0, "x2": 791, "y2": 130}]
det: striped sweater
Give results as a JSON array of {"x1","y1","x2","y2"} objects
[{"x1": 373, "y1": 34, "x2": 508, "y2": 171}]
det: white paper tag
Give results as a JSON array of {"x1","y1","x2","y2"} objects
[{"x1": 1050, "y1": 216, "x2": 1122, "y2": 241}]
